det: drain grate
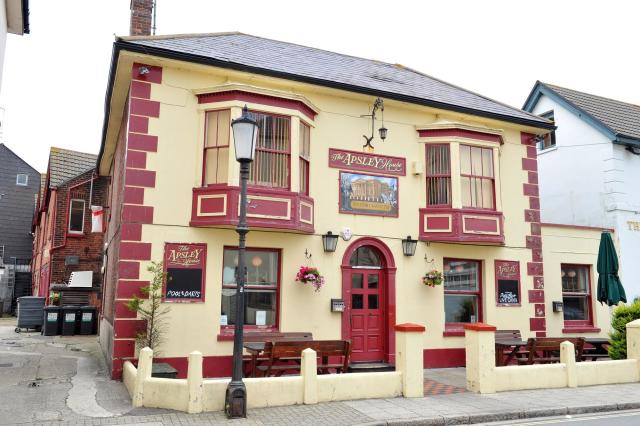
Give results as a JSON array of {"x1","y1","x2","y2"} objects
[{"x1": 0, "y1": 363, "x2": 13, "y2": 367}]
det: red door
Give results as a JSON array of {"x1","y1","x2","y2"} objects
[{"x1": 349, "y1": 270, "x2": 385, "y2": 362}]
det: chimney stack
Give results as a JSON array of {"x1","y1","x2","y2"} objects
[{"x1": 130, "y1": 0, "x2": 154, "y2": 36}]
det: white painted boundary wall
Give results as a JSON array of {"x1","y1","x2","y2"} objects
[
  {"x1": 465, "y1": 320, "x2": 640, "y2": 394},
  {"x1": 123, "y1": 324, "x2": 424, "y2": 413}
]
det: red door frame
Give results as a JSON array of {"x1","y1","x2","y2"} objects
[{"x1": 341, "y1": 237, "x2": 396, "y2": 363}]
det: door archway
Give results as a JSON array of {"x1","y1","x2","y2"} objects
[{"x1": 341, "y1": 237, "x2": 396, "y2": 363}]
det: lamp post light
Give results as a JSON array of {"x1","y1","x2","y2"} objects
[
  {"x1": 322, "y1": 231, "x2": 339, "y2": 253},
  {"x1": 225, "y1": 105, "x2": 259, "y2": 418},
  {"x1": 401, "y1": 235, "x2": 418, "y2": 257}
]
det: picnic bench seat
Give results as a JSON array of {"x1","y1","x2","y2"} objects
[
  {"x1": 257, "y1": 340, "x2": 351, "y2": 377},
  {"x1": 495, "y1": 329, "x2": 522, "y2": 340},
  {"x1": 517, "y1": 337, "x2": 585, "y2": 365},
  {"x1": 242, "y1": 332, "x2": 313, "y2": 376}
]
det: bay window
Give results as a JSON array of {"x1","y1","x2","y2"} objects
[
  {"x1": 444, "y1": 259, "x2": 481, "y2": 330},
  {"x1": 299, "y1": 122, "x2": 311, "y2": 195},
  {"x1": 426, "y1": 144, "x2": 451, "y2": 206},
  {"x1": 249, "y1": 112, "x2": 291, "y2": 189},
  {"x1": 221, "y1": 248, "x2": 280, "y2": 329},
  {"x1": 202, "y1": 110, "x2": 231, "y2": 185},
  {"x1": 460, "y1": 145, "x2": 495, "y2": 210},
  {"x1": 561, "y1": 264, "x2": 593, "y2": 327}
]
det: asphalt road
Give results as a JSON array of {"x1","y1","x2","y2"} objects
[{"x1": 488, "y1": 409, "x2": 640, "y2": 425}]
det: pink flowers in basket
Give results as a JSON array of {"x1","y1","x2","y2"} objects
[
  {"x1": 422, "y1": 269, "x2": 443, "y2": 287},
  {"x1": 295, "y1": 266, "x2": 325, "y2": 292}
]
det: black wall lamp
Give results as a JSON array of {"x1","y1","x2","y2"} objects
[
  {"x1": 362, "y1": 97, "x2": 387, "y2": 151},
  {"x1": 322, "y1": 231, "x2": 339, "y2": 252},
  {"x1": 401, "y1": 235, "x2": 418, "y2": 256}
]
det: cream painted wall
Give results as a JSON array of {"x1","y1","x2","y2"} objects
[{"x1": 125, "y1": 56, "x2": 605, "y2": 359}]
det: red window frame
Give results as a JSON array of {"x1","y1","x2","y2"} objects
[
  {"x1": 459, "y1": 144, "x2": 496, "y2": 210},
  {"x1": 249, "y1": 110, "x2": 291, "y2": 190},
  {"x1": 202, "y1": 109, "x2": 231, "y2": 186},
  {"x1": 219, "y1": 246, "x2": 281, "y2": 336},
  {"x1": 443, "y1": 258, "x2": 483, "y2": 336},
  {"x1": 425, "y1": 144, "x2": 451, "y2": 207},
  {"x1": 299, "y1": 121, "x2": 311, "y2": 195},
  {"x1": 561, "y1": 264, "x2": 594, "y2": 329}
]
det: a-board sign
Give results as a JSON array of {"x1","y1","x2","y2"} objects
[
  {"x1": 495, "y1": 260, "x2": 521, "y2": 306},
  {"x1": 164, "y1": 243, "x2": 207, "y2": 301}
]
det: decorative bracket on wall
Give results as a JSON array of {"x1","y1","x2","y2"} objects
[
  {"x1": 304, "y1": 249, "x2": 312, "y2": 260},
  {"x1": 424, "y1": 253, "x2": 435, "y2": 266},
  {"x1": 361, "y1": 97, "x2": 387, "y2": 152}
]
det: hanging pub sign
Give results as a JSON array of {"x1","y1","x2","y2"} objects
[
  {"x1": 339, "y1": 171, "x2": 399, "y2": 217},
  {"x1": 329, "y1": 148, "x2": 406, "y2": 176},
  {"x1": 164, "y1": 243, "x2": 207, "y2": 301},
  {"x1": 495, "y1": 260, "x2": 521, "y2": 306}
]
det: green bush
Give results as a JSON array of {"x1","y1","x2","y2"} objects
[{"x1": 608, "y1": 301, "x2": 640, "y2": 359}]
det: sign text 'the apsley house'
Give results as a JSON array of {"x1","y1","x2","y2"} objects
[{"x1": 328, "y1": 149, "x2": 406, "y2": 176}]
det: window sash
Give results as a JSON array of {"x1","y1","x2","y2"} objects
[
  {"x1": 16, "y1": 174, "x2": 29, "y2": 186},
  {"x1": 249, "y1": 112, "x2": 290, "y2": 189},
  {"x1": 444, "y1": 259, "x2": 481, "y2": 325},
  {"x1": 561, "y1": 265, "x2": 592, "y2": 325},
  {"x1": 426, "y1": 144, "x2": 451, "y2": 206},
  {"x1": 203, "y1": 110, "x2": 231, "y2": 185},
  {"x1": 460, "y1": 145, "x2": 495, "y2": 210},
  {"x1": 68, "y1": 199, "x2": 85, "y2": 233},
  {"x1": 299, "y1": 122, "x2": 311, "y2": 195}
]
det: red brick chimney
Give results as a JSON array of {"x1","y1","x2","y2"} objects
[{"x1": 130, "y1": 0, "x2": 154, "y2": 36}]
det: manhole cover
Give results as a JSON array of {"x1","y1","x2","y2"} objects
[{"x1": 0, "y1": 363, "x2": 13, "y2": 367}]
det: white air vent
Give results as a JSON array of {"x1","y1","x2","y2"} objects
[{"x1": 68, "y1": 271, "x2": 93, "y2": 288}]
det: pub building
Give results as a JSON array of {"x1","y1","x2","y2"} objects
[{"x1": 97, "y1": 32, "x2": 611, "y2": 379}]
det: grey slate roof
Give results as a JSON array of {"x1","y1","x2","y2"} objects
[
  {"x1": 120, "y1": 32, "x2": 549, "y2": 127},
  {"x1": 47, "y1": 147, "x2": 96, "y2": 188},
  {"x1": 541, "y1": 83, "x2": 640, "y2": 140}
]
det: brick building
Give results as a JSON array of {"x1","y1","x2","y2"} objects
[{"x1": 32, "y1": 147, "x2": 109, "y2": 307}]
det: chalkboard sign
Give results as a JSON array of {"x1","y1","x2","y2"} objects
[
  {"x1": 495, "y1": 260, "x2": 521, "y2": 306},
  {"x1": 164, "y1": 243, "x2": 206, "y2": 301}
]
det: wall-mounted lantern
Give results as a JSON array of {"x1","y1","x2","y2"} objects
[
  {"x1": 401, "y1": 235, "x2": 418, "y2": 256},
  {"x1": 322, "y1": 231, "x2": 339, "y2": 253},
  {"x1": 552, "y1": 301, "x2": 564, "y2": 312}
]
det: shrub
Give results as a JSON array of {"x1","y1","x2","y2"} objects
[{"x1": 608, "y1": 300, "x2": 640, "y2": 359}]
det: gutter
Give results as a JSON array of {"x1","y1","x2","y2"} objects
[{"x1": 97, "y1": 40, "x2": 556, "y2": 170}]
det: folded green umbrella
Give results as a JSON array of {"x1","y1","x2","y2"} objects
[{"x1": 597, "y1": 232, "x2": 626, "y2": 306}]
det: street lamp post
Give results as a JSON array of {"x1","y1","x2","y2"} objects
[{"x1": 225, "y1": 105, "x2": 259, "y2": 418}]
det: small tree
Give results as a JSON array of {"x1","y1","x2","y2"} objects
[
  {"x1": 126, "y1": 261, "x2": 171, "y2": 355},
  {"x1": 608, "y1": 300, "x2": 640, "y2": 360}
]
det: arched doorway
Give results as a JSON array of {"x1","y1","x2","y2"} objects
[{"x1": 341, "y1": 238, "x2": 396, "y2": 363}]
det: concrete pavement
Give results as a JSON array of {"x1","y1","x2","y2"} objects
[{"x1": 2, "y1": 317, "x2": 640, "y2": 425}]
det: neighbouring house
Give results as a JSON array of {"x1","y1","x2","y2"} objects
[
  {"x1": 0, "y1": 0, "x2": 29, "y2": 93},
  {"x1": 0, "y1": 142, "x2": 37, "y2": 312},
  {"x1": 523, "y1": 82, "x2": 640, "y2": 298},
  {"x1": 95, "y1": 26, "x2": 614, "y2": 379},
  {"x1": 32, "y1": 147, "x2": 108, "y2": 309}
]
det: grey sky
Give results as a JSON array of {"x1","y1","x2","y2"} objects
[{"x1": 1, "y1": 0, "x2": 638, "y2": 172}]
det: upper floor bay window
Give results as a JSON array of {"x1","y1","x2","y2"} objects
[
  {"x1": 426, "y1": 144, "x2": 451, "y2": 206},
  {"x1": 299, "y1": 122, "x2": 311, "y2": 195},
  {"x1": 203, "y1": 110, "x2": 231, "y2": 185},
  {"x1": 249, "y1": 112, "x2": 291, "y2": 190},
  {"x1": 460, "y1": 145, "x2": 495, "y2": 210},
  {"x1": 68, "y1": 199, "x2": 85, "y2": 234}
]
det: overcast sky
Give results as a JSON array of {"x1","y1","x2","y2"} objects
[{"x1": 1, "y1": 0, "x2": 638, "y2": 172}]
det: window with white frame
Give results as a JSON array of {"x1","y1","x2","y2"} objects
[
  {"x1": 68, "y1": 199, "x2": 85, "y2": 233},
  {"x1": 16, "y1": 174, "x2": 28, "y2": 186}
]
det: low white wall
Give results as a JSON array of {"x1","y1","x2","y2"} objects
[
  {"x1": 143, "y1": 378, "x2": 190, "y2": 411},
  {"x1": 317, "y1": 371, "x2": 402, "y2": 402},
  {"x1": 123, "y1": 361, "x2": 137, "y2": 396},
  {"x1": 465, "y1": 320, "x2": 640, "y2": 394}
]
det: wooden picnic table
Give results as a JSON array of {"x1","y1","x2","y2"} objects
[
  {"x1": 582, "y1": 337, "x2": 610, "y2": 361},
  {"x1": 495, "y1": 338, "x2": 527, "y2": 366},
  {"x1": 244, "y1": 342, "x2": 268, "y2": 377}
]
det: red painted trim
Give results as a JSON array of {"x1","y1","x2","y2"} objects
[
  {"x1": 125, "y1": 168, "x2": 156, "y2": 188},
  {"x1": 535, "y1": 303, "x2": 545, "y2": 317},
  {"x1": 119, "y1": 242, "x2": 152, "y2": 261},
  {"x1": 541, "y1": 222, "x2": 615, "y2": 233},
  {"x1": 395, "y1": 323, "x2": 425, "y2": 332},
  {"x1": 528, "y1": 172, "x2": 538, "y2": 185},
  {"x1": 113, "y1": 339, "x2": 136, "y2": 358},
  {"x1": 118, "y1": 261, "x2": 140, "y2": 280},
  {"x1": 562, "y1": 327, "x2": 602, "y2": 333},
  {"x1": 418, "y1": 128, "x2": 502, "y2": 144},
  {"x1": 529, "y1": 317, "x2": 546, "y2": 331},
  {"x1": 121, "y1": 223, "x2": 142, "y2": 241},
  {"x1": 521, "y1": 132, "x2": 536, "y2": 146},
  {"x1": 328, "y1": 148, "x2": 406, "y2": 176},
  {"x1": 443, "y1": 330, "x2": 465, "y2": 337},
  {"x1": 116, "y1": 280, "x2": 148, "y2": 298},
  {"x1": 523, "y1": 183, "x2": 539, "y2": 197},
  {"x1": 522, "y1": 158, "x2": 538, "y2": 172},
  {"x1": 122, "y1": 204, "x2": 153, "y2": 224},
  {"x1": 527, "y1": 262, "x2": 544, "y2": 276},
  {"x1": 130, "y1": 81, "x2": 151, "y2": 99},
  {"x1": 197, "y1": 90, "x2": 316, "y2": 120},
  {"x1": 114, "y1": 319, "x2": 146, "y2": 338},
  {"x1": 129, "y1": 115, "x2": 149, "y2": 133},
  {"x1": 126, "y1": 150, "x2": 147, "y2": 169},
  {"x1": 463, "y1": 323, "x2": 496, "y2": 331},
  {"x1": 130, "y1": 98, "x2": 160, "y2": 118},
  {"x1": 495, "y1": 260, "x2": 521, "y2": 307},
  {"x1": 162, "y1": 242, "x2": 207, "y2": 303},
  {"x1": 524, "y1": 209, "x2": 541, "y2": 223},
  {"x1": 419, "y1": 207, "x2": 504, "y2": 244},
  {"x1": 123, "y1": 187, "x2": 145, "y2": 205},
  {"x1": 338, "y1": 171, "x2": 399, "y2": 218},
  {"x1": 529, "y1": 197, "x2": 540, "y2": 210},
  {"x1": 528, "y1": 290, "x2": 545, "y2": 303},
  {"x1": 115, "y1": 300, "x2": 136, "y2": 318},
  {"x1": 128, "y1": 133, "x2": 158, "y2": 152},
  {"x1": 424, "y1": 348, "x2": 465, "y2": 368},
  {"x1": 132, "y1": 63, "x2": 163, "y2": 84},
  {"x1": 536, "y1": 331, "x2": 547, "y2": 337},
  {"x1": 341, "y1": 237, "x2": 396, "y2": 364},
  {"x1": 526, "y1": 145, "x2": 537, "y2": 158}
]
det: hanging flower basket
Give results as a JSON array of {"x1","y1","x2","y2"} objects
[
  {"x1": 422, "y1": 269, "x2": 443, "y2": 287},
  {"x1": 295, "y1": 266, "x2": 325, "y2": 292}
]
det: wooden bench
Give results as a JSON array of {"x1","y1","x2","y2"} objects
[
  {"x1": 243, "y1": 332, "x2": 313, "y2": 377},
  {"x1": 495, "y1": 329, "x2": 522, "y2": 340},
  {"x1": 495, "y1": 330, "x2": 527, "y2": 365},
  {"x1": 517, "y1": 337, "x2": 585, "y2": 365},
  {"x1": 257, "y1": 340, "x2": 351, "y2": 377}
]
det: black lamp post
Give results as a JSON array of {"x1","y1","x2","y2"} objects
[{"x1": 225, "y1": 105, "x2": 258, "y2": 418}]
